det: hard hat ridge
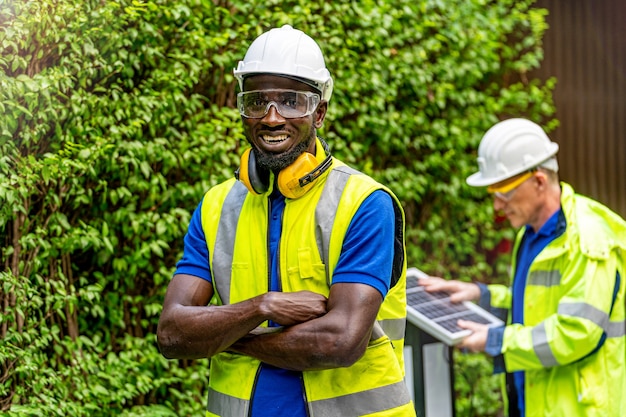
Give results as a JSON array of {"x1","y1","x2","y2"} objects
[
  {"x1": 466, "y1": 118, "x2": 559, "y2": 187},
  {"x1": 234, "y1": 25, "x2": 334, "y2": 101}
]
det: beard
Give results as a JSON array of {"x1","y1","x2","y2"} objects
[{"x1": 253, "y1": 129, "x2": 316, "y2": 172}]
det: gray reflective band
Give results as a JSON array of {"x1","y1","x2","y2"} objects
[
  {"x1": 558, "y1": 302, "x2": 610, "y2": 330},
  {"x1": 315, "y1": 165, "x2": 358, "y2": 285},
  {"x1": 606, "y1": 320, "x2": 626, "y2": 338},
  {"x1": 207, "y1": 387, "x2": 249, "y2": 416},
  {"x1": 213, "y1": 182, "x2": 249, "y2": 304},
  {"x1": 379, "y1": 318, "x2": 406, "y2": 341},
  {"x1": 532, "y1": 322, "x2": 559, "y2": 367},
  {"x1": 532, "y1": 305, "x2": 626, "y2": 367},
  {"x1": 528, "y1": 270, "x2": 562, "y2": 287},
  {"x1": 371, "y1": 321, "x2": 386, "y2": 340},
  {"x1": 559, "y1": 304, "x2": 626, "y2": 338},
  {"x1": 308, "y1": 381, "x2": 412, "y2": 417}
]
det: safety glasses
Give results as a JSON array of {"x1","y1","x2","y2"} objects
[
  {"x1": 487, "y1": 170, "x2": 535, "y2": 202},
  {"x1": 237, "y1": 89, "x2": 321, "y2": 119}
]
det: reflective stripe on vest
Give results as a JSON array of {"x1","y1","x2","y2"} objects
[
  {"x1": 607, "y1": 321, "x2": 626, "y2": 337},
  {"x1": 315, "y1": 165, "x2": 356, "y2": 284},
  {"x1": 531, "y1": 322, "x2": 559, "y2": 367},
  {"x1": 212, "y1": 181, "x2": 248, "y2": 304},
  {"x1": 207, "y1": 387, "x2": 248, "y2": 416},
  {"x1": 558, "y1": 302, "x2": 610, "y2": 330},
  {"x1": 528, "y1": 270, "x2": 561, "y2": 287},
  {"x1": 207, "y1": 380, "x2": 412, "y2": 417},
  {"x1": 378, "y1": 317, "x2": 406, "y2": 341},
  {"x1": 308, "y1": 381, "x2": 412, "y2": 416}
]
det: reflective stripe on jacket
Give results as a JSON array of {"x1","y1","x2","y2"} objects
[
  {"x1": 489, "y1": 182, "x2": 626, "y2": 416},
  {"x1": 200, "y1": 148, "x2": 414, "y2": 417}
]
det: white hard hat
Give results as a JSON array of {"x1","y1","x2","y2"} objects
[
  {"x1": 233, "y1": 25, "x2": 334, "y2": 101},
  {"x1": 466, "y1": 118, "x2": 559, "y2": 187}
]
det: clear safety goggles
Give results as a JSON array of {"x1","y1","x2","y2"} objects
[
  {"x1": 487, "y1": 170, "x2": 536, "y2": 202},
  {"x1": 237, "y1": 89, "x2": 321, "y2": 119}
]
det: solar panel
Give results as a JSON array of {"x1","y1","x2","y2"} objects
[{"x1": 405, "y1": 267, "x2": 504, "y2": 346}]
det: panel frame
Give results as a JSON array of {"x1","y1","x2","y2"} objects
[{"x1": 405, "y1": 267, "x2": 504, "y2": 346}]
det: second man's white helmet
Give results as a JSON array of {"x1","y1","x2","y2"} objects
[
  {"x1": 233, "y1": 25, "x2": 334, "y2": 101},
  {"x1": 466, "y1": 118, "x2": 559, "y2": 187}
]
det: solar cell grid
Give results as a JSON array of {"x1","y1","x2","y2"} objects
[
  {"x1": 406, "y1": 277, "x2": 419, "y2": 290},
  {"x1": 435, "y1": 312, "x2": 494, "y2": 333},
  {"x1": 405, "y1": 267, "x2": 505, "y2": 345},
  {"x1": 414, "y1": 301, "x2": 463, "y2": 320}
]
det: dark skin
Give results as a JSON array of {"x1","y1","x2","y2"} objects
[
  {"x1": 156, "y1": 74, "x2": 384, "y2": 371},
  {"x1": 241, "y1": 75, "x2": 323, "y2": 171}
]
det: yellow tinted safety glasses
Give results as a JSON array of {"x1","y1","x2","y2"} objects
[{"x1": 487, "y1": 170, "x2": 535, "y2": 202}]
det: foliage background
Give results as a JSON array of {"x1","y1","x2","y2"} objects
[{"x1": 0, "y1": 0, "x2": 555, "y2": 415}]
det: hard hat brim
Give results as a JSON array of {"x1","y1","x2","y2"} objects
[{"x1": 466, "y1": 142, "x2": 559, "y2": 187}]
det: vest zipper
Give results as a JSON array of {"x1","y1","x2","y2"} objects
[
  {"x1": 275, "y1": 197, "x2": 284, "y2": 292},
  {"x1": 300, "y1": 372, "x2": 311, "y2": 416},
  {"x1": 247, "y1": 365, "x2": 262, "y2": 417},
  {"x1": 267, "y1": 197, "x2": 273, "y2": 293}
]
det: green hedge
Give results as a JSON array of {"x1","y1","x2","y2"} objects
[{"x1": 0, "y1": 0, "x2": 554, "y2": 415}]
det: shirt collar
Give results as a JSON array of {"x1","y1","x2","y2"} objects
[{"x1": 525, "y1": 207, "x2": 564, "y2": 238}]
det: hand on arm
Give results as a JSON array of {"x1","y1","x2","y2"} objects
[
  {"x1": 230, "y1": 283, "x2": 382, "y2": 371},
  {"x1": 156, "y1": 274, "x2": 327, "y2": 359},
  {"x1": 261, "y1": 290, "x2": 328, "y2": 326}
]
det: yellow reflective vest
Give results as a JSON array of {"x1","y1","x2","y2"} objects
[
  {"x1": 200, "y1": 149, "x2": 415, "y2": 417},
  {"x1": 488, "y1": 182, "x2": 626, "y2": 417}
]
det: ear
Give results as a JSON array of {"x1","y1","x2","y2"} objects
[
  {"x1": 534, "y1": 170, "x2": 548, "y2": 190},
  {"x1": 313, "y1": 101, "x2": 328, "y2": 129}
]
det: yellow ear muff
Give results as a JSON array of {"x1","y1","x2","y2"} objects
[
  {"x1": 237, "y1": 148, "x2": 269, "y2": 194},
  {"x1": 235, "y1": 138, "x2": 332, "y2": 198},
  {"x1": 277, "y1": 152, "x2": 320, "y2": 199}
]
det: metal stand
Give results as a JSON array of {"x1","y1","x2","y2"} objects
[{"x1": 404, "y1": 325, "x2": 456, "y2": 417}]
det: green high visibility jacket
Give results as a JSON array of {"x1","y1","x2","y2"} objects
[
  {"x1": 200, "y1": 151, "x2": 415, "y2": 417},
  {"x1": 488, "y1": 182, "x2": 626, "y2": 417}
]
